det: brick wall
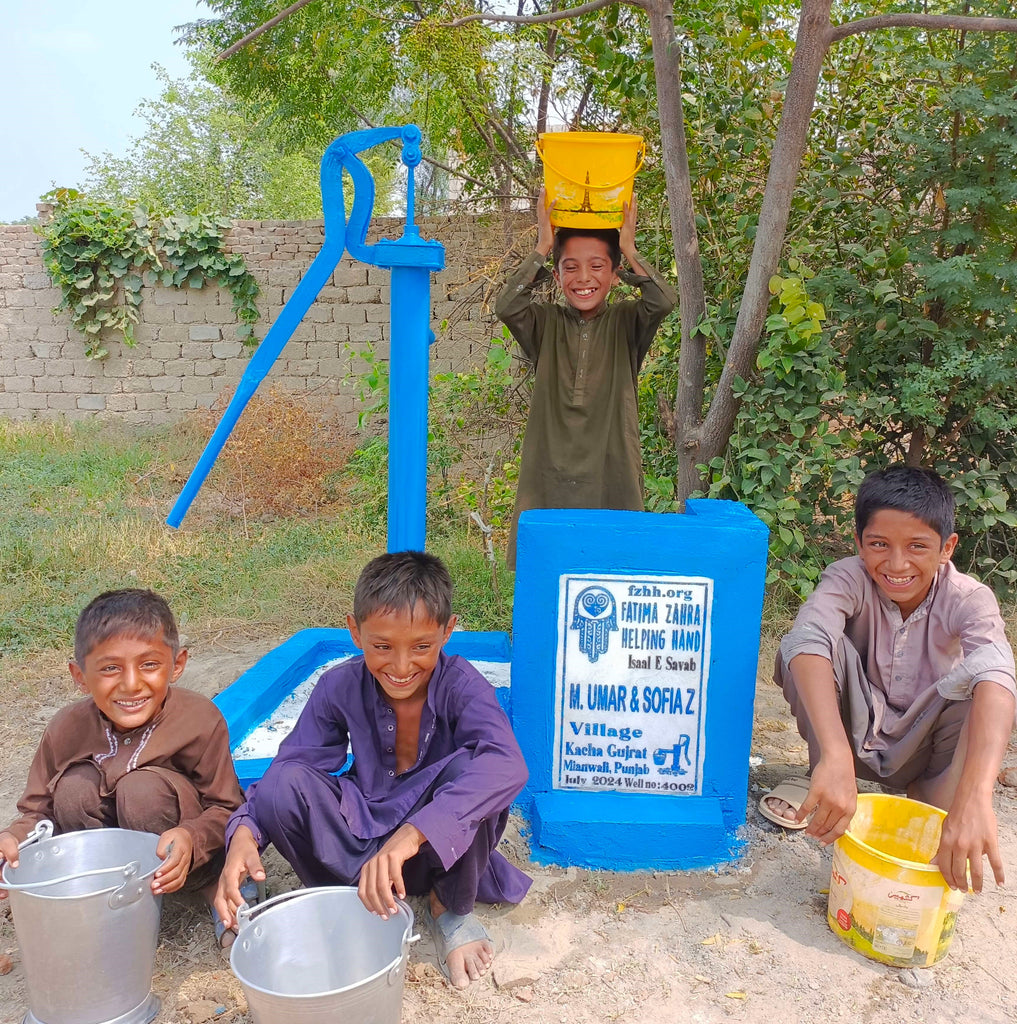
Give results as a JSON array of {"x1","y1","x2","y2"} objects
[{"x1": 0, "y1": 213, "x2": 531, "y2": 425}]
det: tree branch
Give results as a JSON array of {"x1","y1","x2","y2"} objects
[
  {"x1": 643, "y1": 0, "x2": 708, "y2": 504},
  {"x1": 535, "y1": 6, "x2": 559, "y2": 136},
  {"x1": 422, "y1": 151, "x2": 512, "y2": 200},
  {"x1": 214, "y1": 0, "x2": 631, "y2": 57},
  {"x1": 473, "y1": 72, "x2": 532, "y2": 167},
  {"x1": 829, "y1": 13, "x2": 1017, "y2": 45},
  {"x1": 458, "y1": 96, "x2": 534, "y2": 192},
  {"x1": 215, "y1": 0, "x2": 318, "y2": 61},
  {"x1": 571, "y1": 79, "x2": 594, "y2": 128},
  {"x1": 449, "y1": 0, "x2": 626, "y2": 28},
  {"x1": 346, "y1": 102, "x2": 511, "y2": 199},
  {"x1": 697, "y1": 0, "x2": 834, "y2": 471}
]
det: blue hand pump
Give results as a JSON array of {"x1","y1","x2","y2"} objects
[{"x1": 166, "y1": 125, "x2": 445, "y2": 553}]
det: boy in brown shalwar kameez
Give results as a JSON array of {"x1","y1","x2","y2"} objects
[
  {"x1": 0, "y1": 589, "x2": 244, "y2": 944},
  {"x1": 496, "y1": 188, "x2": 677, "y2": 568}
]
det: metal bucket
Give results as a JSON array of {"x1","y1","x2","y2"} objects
[
  {"x1": 1, "y1": 821, "x2": 163, "y2": 1024},
  {"x1": 230, "y1": 886, "x2": 418, "y2": 1024}
]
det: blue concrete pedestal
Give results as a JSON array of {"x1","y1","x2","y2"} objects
[
  {"x1": 214, "y1": 628, "x2": 511, "y2": 789},
  {"x1": 511, "y1": 501, "x2": 768, "y2": 870},
  {"x1": 531, "y1": 792, "x2": 726, "y2": 871}
]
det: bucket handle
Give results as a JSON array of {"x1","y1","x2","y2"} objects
[
  {"x1": 13, "y1": 819, "x2": 54, "y2": 856},
  {"x1": 236, "y1": 887, "x2": 417, "y2": 928},
  {"x1": 2, "y1": 858, "x2": 144, "y2": 894},
  {"x1": 108, "y1": 863, "x2": 150, "y2": 910},
  {"x1": 235, "y1": 888, "x2": 418, "y2": 944},
  {"x1": 0, "y1": 820, "x2": 54, "y2": 879},
  {"x1": 386, "y1": 929, "x2": 421, "y2": 986},
  {"x1": 536, "y1": 138, "x2": 646, "y2": 191},
  {"x1": 235, "y1": 887, "x2": 328, "y2": 931},
  {"x1": 3, "y1": 821, "x2": 152, "y2": 908}
]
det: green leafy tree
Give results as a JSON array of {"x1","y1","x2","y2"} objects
[
  {"x1": 820, "y1": 24, "x2": 1017, "y2": 469},
  {"x1": 185, "y1": 0, "x2": 633, "y2": 211},
  {"x1": 697, "y1": 15, "x2": 1017, "y2": 594},
  {"x1": 190, "y1": 0, "x2": 1017, "y2": 592},
  {"x1": 81, "y1": 63, "x2": 325, "y2": 219},
  {"x1": 192, "y1": 1, "x2": 1017, "y2": 476},
  {"x1": 813, "y1": 21, "x2": 1017, "y2": 584}
]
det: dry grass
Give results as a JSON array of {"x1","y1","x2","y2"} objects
[{"x1": 192, "y1": 385, "x2": 356, "y2": 526}]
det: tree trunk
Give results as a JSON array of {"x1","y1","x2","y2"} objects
[
  {"x1": 536, "y1": 6, "x2": 558, "y2": 137},
  {"x1": 644, "y1": 0, "x2": 707, "y2": 508},
  {"x1": 686, "y1": 0, "x2": 834, "y2": 493},
  {"x1": 905, "y1": 424, "x2": 927, "y2": 466}
]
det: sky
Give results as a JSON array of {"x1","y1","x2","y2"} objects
[{"x1": 1, "y1": 1, "x2": 210, "y2": 222}]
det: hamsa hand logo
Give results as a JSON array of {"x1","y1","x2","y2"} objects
[{"x1": 570, "y1": 586, "x2": 617, "y2": 663}]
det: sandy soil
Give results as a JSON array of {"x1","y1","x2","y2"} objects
[{"x1": 2, "y1": 633, "x2": 1016, "y2": 1024}]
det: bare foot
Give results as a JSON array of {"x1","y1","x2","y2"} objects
[
  {"x1": 762, "y1": 796, "x2": 800, "y2": 823},
  {"x1": 759, "y1": 776, "x2": 813, "y2": 829},
  {"x1": 429, "y1": 892, "x2": 494, "y2": 989}
]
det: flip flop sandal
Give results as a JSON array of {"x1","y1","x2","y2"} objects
[
  {"x1": 209, "y1": 904, "x2": 236, "y2": 956},
  {"x1": 424, "y1": 908, "x2": 491, "y2": 986},
  {"x1": 240, "y1": 877, "x2": 266, "y2": 907},
  {"x1": 758, "y1": 775, "x2": 812, "y2": 831},
  {"x1": 209, "y1": 878, "x2": 263, "y2": 955}
]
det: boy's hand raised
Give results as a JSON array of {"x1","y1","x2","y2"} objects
[
  {"x1": 536, "y1": 186, "x2": 554, "y2": 259},
  {"x1": 358, "y1": 823, "x2": 425, "y2": 920},
  {"x1": 619, "y1": 196, "x2": 638, "y2": 257},
  {"x1": 153, "y1": 827, "x2": 193, "y2": 894},
  {"x1": 215, "y1": 825, "x2": 267, "y2": 930},
  {"x1": 619, "y1": 198, "x2": 652, "y2": 276}
]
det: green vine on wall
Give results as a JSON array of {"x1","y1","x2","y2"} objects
[{"x1": 38, "y1": 189, "x2": 260, "y2": 360}]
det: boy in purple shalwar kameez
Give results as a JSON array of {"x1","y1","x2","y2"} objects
[{"x1": 215, "y1": 551, "x2": 530, "y2": 989}]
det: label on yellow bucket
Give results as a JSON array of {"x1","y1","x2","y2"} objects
[
  {"x1": 828, "y1": 844, "x2": 954, "y2": 967},
  {"x1": 871, "y1": 905, "x2": 921, "y2": 959}
]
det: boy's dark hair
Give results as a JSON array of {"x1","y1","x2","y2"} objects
[
  {"x1": 74, "y1": 589, "x2": 180, "y2": 666},
  {"x1": 553, "y1": 227, "x2": 622, "y2": 269},
  {"x1": 353, "y1": 550, "x2": 453, "y2": 626},
  {"x1": 855, "y1": 465, "x2": 955, "y2": 545}
]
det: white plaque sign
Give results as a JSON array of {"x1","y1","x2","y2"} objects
[{"x1": 553, "y1": 573, "x2": 713, "y2": 795}]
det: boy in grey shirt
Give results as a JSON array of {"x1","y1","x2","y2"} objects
[{"x1": 763, "y1": 466, "x2": 1015, "y2": 893}]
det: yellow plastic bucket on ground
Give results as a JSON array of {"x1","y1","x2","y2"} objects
[
  {"x1": 827, "y1": 793, "x2": 964, "y2": 967},
  {"x1": 537, "y1": 132, "x2": 645, "y2": 229}
]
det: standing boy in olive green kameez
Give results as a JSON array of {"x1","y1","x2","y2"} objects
[{"x1": 495, "y1": 189, "x2": 677, "y2": 567}]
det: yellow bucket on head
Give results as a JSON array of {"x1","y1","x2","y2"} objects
[
  {"x1": 537, "y1": 132, "x2": 645, "y2": 229},
  {"x1": 828, "y1": 793, "x2": 964, "y2": 968}
]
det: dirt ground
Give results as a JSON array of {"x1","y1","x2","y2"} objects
[{"x1": 2, "y1": 632, "x2": 1016, "y2": 1024}]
